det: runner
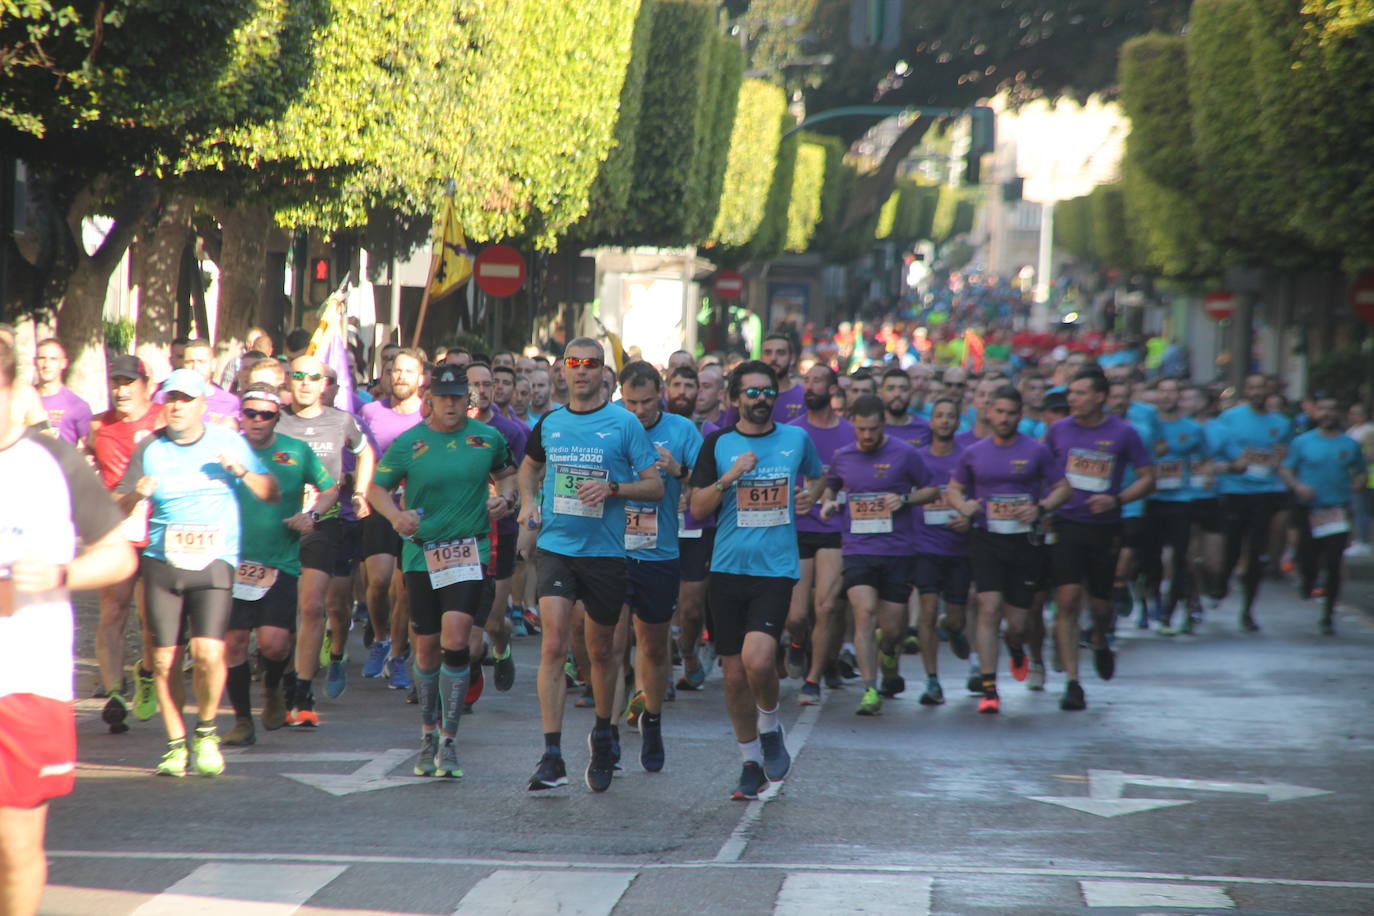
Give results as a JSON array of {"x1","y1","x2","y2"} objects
[
  {"x1": 114, "y1": 369, "x2": 279, "y2": 775},
  {"x1": 911, "y1": 397, "x2": 973, "y2": 706},
  {"x1": 0, "y1": 337, "x2": 135, "y2": 916},
  {"x1": 689, "y1": 360, "x2": 823, "y2": 800},
  {"x1": 616, "y1": 361, "x2": 702, "y2": 771},
  {"x1": 492, "y1": 364, "x2": 522, "y2": 423},
  {"x1": 879, "y1": 367, "x2": 931, "y2": 449},
  {"x1": 1182, "y1": 384, "x2": 1225, "y2": 630},
  {"x1": 526, "y1": 367, "x2": 553, "y2": 424},
  {"x1": 512, "y1": 374, "x2": 533, "y2": 426},
  {"x1": 1280, "y1": 394, "x2": 1365, "y2": 635},
  {"x1": 955, "y1": 375, "x2": 997, "y2": 446},
  {"x1": 87, "y1": 355, "x2": 164, "y2": 733},
  {"x1": 947, "y1": 385, "x2": 1069, "y2": 714},
  {"x1": 1046, "y1": 368, "x2": 1154, "y2": 710},
  {"x1": 276, "y1": 354, "x2": 374, "y2": 722},
  {"x1": 223, "y1": 384, "x2": 337, "y2": 746},
  {"x1": 819, "y1": 395, "x2": 935, "y2": 716},
  {"x1": 517, "y1": 338, "x2": 662, "y2": 792},
  {"x1": 695, "y1": 365, "x2": 725, "y2": 426},
  {"x1": 784, "y1": 365, "x2": 852, "y2": 704},
  {"x1": 720, "y1": 334, "x2": 804, "y2": 425},
  {"x1": 1213, "y1": 373, "x2": 1293, "y2": 631},
  {"x1": 357, "y1": 349, "x2": 426, "y2": 684},
  {"x1": 368, "y1": 364, "x2": 516, "y2": 779},
  {"x1": 665, "y1": 365, "x2": 699, "y2": 419},
  {"x1": 34, "y1": 338, "x2": 93, "y2": 446},
  {"x1": 179, "y1": 339, "x2": 241, "y2": 429}
]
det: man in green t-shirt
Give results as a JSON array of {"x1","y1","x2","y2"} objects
[
  {"x1": 223, "y1": 384, "x2": 337, "y2": 746},
  {"x1": 367, "y1": 364, "x2": 517, "y2": 779}
]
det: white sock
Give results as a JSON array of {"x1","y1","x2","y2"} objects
[
  {"x1": 738, "y1": 738, "x2": 763, "y2": 765},
  {"x1": 756, "y1": 705, "x2": 779, "y2": 734}
]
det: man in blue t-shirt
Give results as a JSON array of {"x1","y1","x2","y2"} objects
[
  {"x1": 616, "y1": 361, "x2": 702, "y2": 773},
  {"x1": 115, "y1": 369, "x2": 278, "y2": 778},
  {"x1": 517, "y1": 338, "x2": 662, "y2": 794},
  {"x1": 690, "y1": 361, "x2": 823, "y2": 801},
  {"x1": 1279, "y1": 394, "x2": 1366, "y2": 634}
]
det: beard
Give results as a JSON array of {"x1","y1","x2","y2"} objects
[
  {"x1": 668, "y1": 394, "x2": 695, "y2": 417},
  {"x1": 745, "y1": 401, "x2": 772, "y2": 424},
  {"x1": 803, "y1": 391, "x2": 829, "y2": 411}
]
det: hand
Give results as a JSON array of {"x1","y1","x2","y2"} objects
[
  {"x1": 283, "y1": 513, "x2": 315, "y2": 534},
  {"x1": 576, "y1": 477, "x2": 612, "y2": 506},
  {"x1": 391, "y1": 509, "x2": 422, "y2": 537},
  {"x1": 726, "y1": 450, "x2": 758, "y2": 482},
  {"x1": 217, "y1": 453, "x2": 246, "y2": 479},
  {"x1": 8, "y1": 560, "x2": 64, "y2": 594},
  {"x1": 1154, "y1": 439, "x2": 1169, "y2": 457},
  {"x1": 518, "y1": 503, "x2": 542, "y2": 530},
  {"x1": 135, "y1": 475, "x2": 159, "y2": 499},
  {"x1": 1014, "y1": 503, "x2": 1039, "y2": 524},
  {"x1": 350, "y1": 492, "x2": 372, "y2": 519},
  {"x1": 678, "y1": 491, "x2": 688, "y2": 514},
  {"x1": 794, "y1": 485, "x2": 816, "y2": 515},
  {"x1": 883, "y1": 493, "x2": 904, "y2": 513},
  {"x1": 1086, "y1": 493, "x2": 1118, "y2": 514},
  {"x1": 1295, "y1": 484, "x2": 1316, "y2": 503},
  {"x1": 949, "y1": 514, "x2": 971, "y2": 533},
  {"x1": 819, "y1": 499, "x2": 839, "y2": 521},
  {"x1": 487, "y1": 495, "x2": 512, "y2": 521},
  {"x1": 654, "y1": 445, "x2": 681, "y2": 479}
]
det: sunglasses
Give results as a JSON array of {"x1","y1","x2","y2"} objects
[
  {"x1": 291, "y1": 371, "x2": 325, "y2": 381},
  {"x1": 564, "y1": 357, "x2": 603, "y2": 369},
  {"x1": 242, "y1": 408, "x2": 279, "y2": 421},
  {"x1": 743, "y1": 386, "x2": 778, "y2": 399}
]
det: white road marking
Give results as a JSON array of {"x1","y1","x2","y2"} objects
[
  {"x1": 129, "y1": 863, "x2": 345, "y2": 915},
  {"x1": 1031, "y1": 769, "x2": 1330, "y2": 817},
  {"x1": 715, "y1": 699, "x2": 824, "y2": 862},
  {"x1": 1080, "y1": 880, "x2": 1235, "y2": 908},
  {"x1": 453, "y1": 869, "x2": 636, "y2": 916},
  {"x1": 774, "y1": 873, "x2": 931, "y2": 916},
  {"x1": 280, "y1": 748, "x2": 433, "y2": 796}
]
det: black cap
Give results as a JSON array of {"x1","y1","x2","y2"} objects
[
  {"x1": 109, "y1": 354, "x2": 148, "y2": 380},
  {"x1": 430, "y1": 363, "x2": 469, "y2": 396},
  {"x1": 1042, "y1": 390, "x2": 1069, "y2": 413}
]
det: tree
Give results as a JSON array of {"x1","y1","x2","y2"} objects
[{"x1": 710, "y1": 79, "x2": 790, "y2": 249}]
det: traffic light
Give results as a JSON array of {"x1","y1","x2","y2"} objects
[
  {"x1": 1002, "y1": 177, "x2": 1024, "y2": 202},
  {"x1": 963, "y1": 106, "x2": 995, "y2": 187},
  {"x1": 312, "y1": 257, "x2": 330, "y2": 283},
  {"x1": 850, "y1": 0, "x2": 902, "y2": 49}
]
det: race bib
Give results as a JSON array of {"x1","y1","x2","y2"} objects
[
  {"x1": 923, "y1": 486, "x2": 957, "y2": 526},
  {"x1": 738, "y1": 476, "x2": 790, "y2": 528},
  {"x1": 120, "y1": 500, "x2": 149, "y2": 543},
  {"x1": 302, "y1": 483, "x2": 320, "y2": 513},
  {"x1": 552, "y1": 464, "x2": 607, "y2": 518},
  {"x1": 232, "y1": 562, "x2": 278, "y2": 601},
  {"x1": 1190, "y1": 472, "x2": 1211, "y2": 491},
  {"x1": 987, "y1": 494, "x2": 1032, "y2": 535},
  {"x1": 164, "y1": 523, "x2": 223, "y2": 571},
  {"x1": 1243, "y1": 450, "x2": 1273, "y2": 480},
  {"x1": 423, "y1": 537, "x2": 483, "y2": 588},
  {"x1": 1066, "y1": 448, "x2": 1114, "y2": 493},
  {"x1": 1156, "y1": 460, "x2": 1184, "y2": 491},
  {"x1": 1310, "y1": 506, "x2": 1350, "y2": 538},
  {"x1": 677, "y1": 512, "x2": 703, "y2": 539},
  {"x1": 848, "y1": 493, "x2": 893, "y2": 534},
  {"x1": 624, "y1": 505, "x2": 658, "y2": 551}
]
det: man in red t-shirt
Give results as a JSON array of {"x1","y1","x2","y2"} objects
[{"x1": 88, "y1": 355, "x2": 165, "y2": 733}]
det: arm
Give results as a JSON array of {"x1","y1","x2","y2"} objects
[
  {"x1": 9, "y1": 523, "x2": 138, "y2": 598},
  {"x1": 349, "y1": 442, "x2": 376, "y2": 519},
  {"x1": 486, "y1": 466, "x2": 519, "y2": 521},
  {"x1": 517, "y1": 456, "x2": 545, "y2": 527},
  {"x1": 690, "y1": 450, "x2": 757, "y2": 518},
  {"x1": 366, "y1": 480, "x2": 421, "y2": 536},
  {"x1": 944, "y1": 478, "x2": 981, "y2": 520},
  {"x1": 795, "y1": 476, "x2": 824, "y2": 515},
  {"x1": 1040, "y1": 478, "x2": 1072, "y2": 514}
]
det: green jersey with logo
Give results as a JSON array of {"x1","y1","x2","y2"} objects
[{"x1": 237, "y1": 433, "x2": 335, "y2": 576}]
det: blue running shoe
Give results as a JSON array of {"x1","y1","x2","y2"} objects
[
  {"x1": 508, "y1": 606, "x2": 529, "y2": 637},
  {"x1": 759, "y1": 726, "x2": 790, "y2": 782},
  {"x1": 325, "y1": 658, "x2": 347, "y2": 698},
  {"x1": 363, "y1": 640, "x2": 390, "y2": 679},
  {"x1": 386, "y1": 653, "x2": 412, "y2": 691}
]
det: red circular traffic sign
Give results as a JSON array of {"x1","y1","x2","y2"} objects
[
  {"x1": 1203, "y1": 289, "x2": 1237, "y2": 322},
  {"x1": 1350, "y1": 273, "x2": 1374, "y2": 323},
  {"x1": 474, "y1": 244, "x2": 527, "y2": 298},
  {"x1": 715, "y1": 269, "x2": 744, "y2": 301}
]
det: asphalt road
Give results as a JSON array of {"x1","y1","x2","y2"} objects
[{"x1": 43, "y1": 580, "x2": 1374, "y2": 916}]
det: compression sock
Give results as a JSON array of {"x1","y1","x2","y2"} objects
[
  {"x1": 544, "y1": 731, "x2": 562, "y2": 757},
  {"x1": 262, "y1": 656, "x2": 287, "y2": 689},
  {"x1": 439, "y1": 664, "x2": 470, "y2": 738},
  {"x1": 414, "y1": 664, "x2": 440, "y2": 728},
  {"x1": 226, "y1": 663, "x2": 252, "y2": 718}
]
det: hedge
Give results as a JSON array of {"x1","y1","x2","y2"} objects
[
  {"x1": 785, "y1": 137, "x2": 828, "y2": 252},
  {"x1": 710, "y1": 79, "x2": 789, "y2": 247}
]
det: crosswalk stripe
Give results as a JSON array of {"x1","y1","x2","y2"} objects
[
  {"x1": 453, "y1": 868, "x2": 638, "y2": 916},
  {"x1": 129, "y1": 863, "x2": 347, "y2": 915},
  {"x1": 1079, "y1": 880, "x2": 1235, "y2": 908},
  {"x1": 773, "y1": 873, "x2": 933, "y2": 916}
]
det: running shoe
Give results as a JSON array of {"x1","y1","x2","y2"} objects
[
  {"x1": 291, "y1": 708, "x2": 320, "y2": 728},
  {"x1": 493, "y1": 646, "x2": 516, "y2": 692},
  {"x1": 363, "y1": 640, "x2": 390, "y2": 678},
  {"x1": 798, "y1": 681, "x2": 822, "y2": 706},
  {"x1": 585, "y1": 729, "x2": 615, "y2": 792},
  {"x1": 918, "y1": 682, "x2": 945, "y2": 706},
  {"x1": 1179, "y1": 615, "x2": 1195, "y2": 635},
  {"x1": 155, "y1": 740, "x2": 188, "y2": 777},
  {"x1": 1093, "y1": 644, "x2": 1116, "y2": 681},
  {"x1": 436, "y1": 738, "x2": 463, "y2": 778},
  {"x1": 665, "y1": 681, "x2": 676, "y2": 702},
  {"x1": 464, "y1": 667, "x2": 484, "y2": 713},
  {"x1": 731, "y1": 762, "x2": 767, "y2": 800},
  {"x1": 624, "y1": 689, "x2": 646, "y2": 729},
  {"x1": 977, "y1": 693, "x2": 1000, "y2": 714},
  {"x1": 386, "y1": 653, "x2": 412, "y2": 690},
  {"x1": 1026, "y1": 663, "x2": 1046, "y2": 692},
  {"x1": 102, "y1": 693, "x2": 130, "y2": 734},
  {"x1": 262, "y1": 682, "x2": 287, "y2": 730},
  {"x1": 1008, "y1": 646, "x2": 1030, "y2": 682},
  {"x1": 878, "y1": 674, "x2": 905, "y2": 698},
  {"x1": 837, "y1": 648, "x2": 860, "y2": 680},
  {"x1": 325, "y1": 658, "x2": 348, "y2": 698},
  {"x1": 856, "y1": 687, "x2": 883, "y2": 716},
  {"x1": 676, "y1": 664, "x2": 706, "y2": 691},
  {"x1": 1060, "y1": 680, "x2": 1086, "y2": 711},
  {"x1": 564, "y1": 657, "x2": 584, "y2": 688},
  {"x1": 522, "y1": 607, "x2": 542, "y2": 635},
  {"x1": 222, "y1": 716, "x2": 256, "y2": 746},
  {"x1": 759, "y1": 726, "x2": 790, "y2": 781},
  {"x1": 640, "y1": 715, "x2": 665, "y2": 773},
  {"x1": 414, "y1": 731, "x2": 438, "y2": 776},
  {"x1": 191, "y1": 729, "x2": 224, "y2": 776},
  {"x1": 319, "y1": 630, "x2": 332, "y2": 669},
  {"x1": 529, "y1": 752, "x2": 568, "y2": 790},
  {"x1": 575, "y1": 685, "x2": 595, "y2": 708},
  {"x1": 1319, "y1": 616, "x2": 1335, "y2": 636},
  {"x1": 938, "y1": 616, "x2": 970, "y2": 659},
  {"x1": 966, "y1": 671, "x2": 985, "y2": 694},
  {"x1": 509, "y1": 606, "x2": 529, "y2": 637},
  {"x1": 1239, "y1": 613, "x2": 1261, "y2": 632},
  {"x1": 902, "y1": 627, "x2": 920, "y2": 655},
  {"x1": 784, "y1": 643, "x2": 807, "y2": 680},
  {"x1": 132, "y1": 666, "x2": 158, "y2": 721},
  {"x1": 822, "y1": 660, "x2": 843, "y2": 690}
]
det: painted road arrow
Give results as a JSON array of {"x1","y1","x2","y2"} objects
[
  {"x1": 1030, "y1": 769, "x2": 1332, "y2": 818},
  {"x1": 221, "y1": 748, "x2": 431, "y2": 796}
]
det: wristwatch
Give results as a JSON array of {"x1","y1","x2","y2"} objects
[
  {"x1": 308, "y1": 510, "x2": 321, "y2": 522},
  {"x1": 900, "y1": 492, "x2": 911, "y2": 506},
  {"x1": 608, "y1": 481, "x2": 620, "y2": 496}
]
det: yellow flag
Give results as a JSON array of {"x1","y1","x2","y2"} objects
[
  {"x1": 429, "y1": 199, "x2": 472, "y2": 299},
  {"x1": 604, "y1": 329, "x2": 626, "y2": 373}
]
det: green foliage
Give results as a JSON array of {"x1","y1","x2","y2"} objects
[
  {"x1": 102, "y1": 317, "x2": 135, "y2": 353},
  {"x1": 931, "y1": 185, "x2": 976, "y2": 244},
  {"x1": 1054, "y1": 195, "x2": 1095, "y2": 262},
  {"x1": 1087, "y1": 184, "x2": 1138, "y2": 271},
  {"x1": 874, "y1": 189, "x2": 899, "y2": 241},
  {"x1": 1121, "y1": 158, "x2": 1219, "y2": 279},
  {"x1": 745, "y1": 128, "x2": 799, "y2": 262},
  {"x1": 812, "y1": 158, "x2": 870, "y2": 261},
  {"x1": 1118, "y1": 34, "x2": 1195, "y2": 193},
  {"x1": 692, "y1": 35, "x2": 745, "y2": 241},
  {"x1": 710, "y1": 79, "x2": 789, "y2": 248},
  {"x1": 785, "y1": 137, "x2": 827, "y2": 251},
  {"x1": 1308, "y1": 347, "x2": 1367, "y2": 407}
]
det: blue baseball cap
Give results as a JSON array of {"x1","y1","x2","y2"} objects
[{"x1": 160, "y1": 368, "x2": 208, "y2": 399}]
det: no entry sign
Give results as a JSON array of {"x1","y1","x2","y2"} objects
[
  {"x1": 715, "y1": 269, "x2": 744, "y2": 300},
  {"x1": 474, "y1": 245, "x2": 527, "y2": 298}
]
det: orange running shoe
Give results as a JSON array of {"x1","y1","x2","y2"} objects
[{"x1": 978, "y1": 694, "x2": 1000, "y2": 714}]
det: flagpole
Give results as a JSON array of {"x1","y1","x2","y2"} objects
[{"x1": 413, "y1": 181, "x2": 457, "y2": 349}]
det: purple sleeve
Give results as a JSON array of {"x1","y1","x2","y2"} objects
[
  {"x1": 1040, "y1": 441, "x2": 1065, "y2": 485},
  {"x1": 1124, "y1": 425, "x2": 1152, "y2": 470},
  {"x1": 825, "y1": 450, "x2": 843, "y2": 493},
  {"x1": 908, "y1": 448, "x2": 931, "y2": 488},
  {"x1": 953, "y1": 450, "x2": 973, "y2": 489}
]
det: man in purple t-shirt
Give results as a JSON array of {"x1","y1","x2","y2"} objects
[
  {"x1": 180, "y1": 339, "x2": 240, "y2": 430},
  {"x1": 880, "y1": 367, "x2": 931, "y2": 450},
  {"x1": 820, "y1": 394, "x2": 937, "y2": 717},
  {"x1": 948, "y1": 385, "x2": 1069, "y2": 716},
  {"x1": 357, "y1": 347, "x2": 427, "y2": 684},
  {"x1": 34, "y1": 338, "x2": 93, "y2": 446},
  {"x1": 784, "y1": 365, "x2": 853, "y2": 705},
  {"x1": 1045, "y1": 367, "x2": 1154, "y2": 711},
  {"x1": 719, "y1": 333, "x2": 805, "y2": 426}
]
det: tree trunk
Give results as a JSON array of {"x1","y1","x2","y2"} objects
[
  {"x1": 135, "y1": 194, "x2": 194, "y2": 380},
  {"x1": 841, "y1": 116, "x2": 933, "y2": 232},
  {"x1": 214, "y1": 203, "x2": 273, "y2": 346},
  {"x1": 57, "y1": 257, "x2": 121, "y2": 411}
]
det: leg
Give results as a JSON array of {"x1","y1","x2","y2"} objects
[
  {"x1": 96, "y1": 574, "x2": 137, "y2": 694},
  {"x1": 0, "y1": 804, "x2": 48, "y2": 916},
  {"x1": 188, "y1": 636, "x2": 227, "y2": 727},
  {"x1": 805, "y1": 548, "x2": 843, "y2": 683},
  {"x1": 536, "y1": 596, "x2": 573, "y2": 735},
  {"x1": 1321, "y1": 532, "x2": 1348, "y2": 625},
  {"x1": 363, "y1": 553, "x2": 395, "y2": 645},
  {"x1": 389, "y1": 571, "x2": 410, "y2": 658},
  {"x1": 295, "y1": 568, "x2": 330, "y2": 682},
  {"x1": 918, "y1": 592, "x2": 940, "y2": 677},
  {"x1": 1054, "y1": 583, "x2": 1084, "y2": 681},
  {"x1": 875, "y1": 599, "x2": 906, "y2": 661},
  {"x1": 848, "y1": 585, "x2": 880, "y2": 687},
  {"x1": 151, "y1": 644, "x2": 186, "y2": 740},
  {"x1": 325, "y1": 574, "x2": 353, "y2": 658},
  {"x1": 676, "y1": 579, "x2": 707, "y2": 675},
  {"x1": 740, "y1": 630, "x2": 781, "y2": 718},
  {"x1": 487, "y1": 576, "x2": 514, "y2": 656},
  {"x1": 975, "y1": 591, "x2": 1004, "y2": 679},
  {"x1": 634, "y1": 617, "x2": 671, "y2": 715},
  {"x1": 583, "y1": 615, "x2": 619, "y2": 720},
  {"x1": 721, "y1": 653, "x2": 758, "y2": 743}
]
